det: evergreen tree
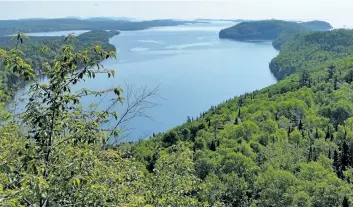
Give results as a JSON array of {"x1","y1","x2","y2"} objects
[
  {"x1": 315, "y1": 127, "x2": 319, "y2": 139},
  {"x1": 238, "y1": 98, "x2": 244, "y2": 107},
  {"x1": 331, "y1": 134, "x2": 334, "y2": 142},
  {"x1": 345, "y1": 69, "x2": 353, "y2": 84},
  {"x1": 341, "y1": 141, "x2": 351, "y2": 170},
  {"x1": 209, "y1": 140, "x2": 216, "y2": 151},
  {"x1": 275, "y1": 112, "x2": 279, "y2": 121},
  {"x1": 181, "y1": 128, "x2": 191, "y2": 141},
  {"x1": 308, "y1": 145, "x2": 313, "y2": 162},
  {"x1": 298, "y1": 119, "x2": 303, "y2": 131},
  {"x1": 312, "y1": 147, "x2": 317, "y2": 161},
  {"x1": 333, "y1": 150, "x2": 339, "y2": 171},
  {"x1": 334, "y1": 76, "x2": 338, "y2": 90},
  {"x1": 328, "y1": 65, "x2": 335, "y2": 80},
  {"x1": 234, "y1": 117, "x2": 239, "y2": 125},
  {"x1": 333, "y1": 150, "x2": 343, "y2": 178},
  {"x1": 288, "y1": 126, "x2": 292, "y2": 137},
  {"x1": 343, "y1": 197, "x2": 350, "y2": 207},
  {"x1": 300, "y1": 70, "x2": 310, "y2": 87},
  {"x1": 326, "y1": 126, "x2": 330, "y2": 140}
]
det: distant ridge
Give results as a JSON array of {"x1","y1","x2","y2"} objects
[
  {"x1": 219, "y1": 19, "x2": 333, "y2": 43},
  {"x1": 0, "y1": 18, "x2": 201, "y2": 36}
]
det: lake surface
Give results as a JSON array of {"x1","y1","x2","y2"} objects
[
  {"x1": 7, "y1": 30, "x2": 90, "y2": 37},
  {"x1": 15, "y1": 22, "x2": 279, "y2": 141}
]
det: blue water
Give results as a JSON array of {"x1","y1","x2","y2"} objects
[
  {"x1": 7, "y1": 30, "x2": 90, "y2": 37},
  {"x1": 14, "y1": 22, "x2": 278, "y2": 141}
]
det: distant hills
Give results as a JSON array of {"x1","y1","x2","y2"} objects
[
  {"x1": 300, "y1": 20, "x2": 333, "y2": 31},
  {"x1": 0, "y1": 18, "x2": 199, "y2": 36},
  {"x1": 219, "y1": 20, "x2": 333, "y2": 45}
]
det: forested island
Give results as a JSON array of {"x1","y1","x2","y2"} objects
[
  {"x1": 0, "y1": 18, "x2": 196, "y2": 36},
  {"x1": 1, "y1": 23, "x2": 353, "y2": 206},
  {"x1": 219, "y1": 20, "x2": 333, "y2": 47}
]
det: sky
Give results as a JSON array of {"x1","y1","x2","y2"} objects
[{"x1": 0, "y1": 0, "x2": 353, "y2": 27}]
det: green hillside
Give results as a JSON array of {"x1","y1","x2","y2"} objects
[
  {"x1": 0, "y1": 30, "x2": 119, "y2": 93},
  {"x1": 123, "y1": 29, "x2": 353, "y2": 206},
  {"x1": 1, "y1": 28, "x2": 353, "y2": 206},
  {"x1": 301, "y1": 20, "x2": 333, "y2": 31},
  {"x1": 270, "y1": 29, "x2": 353, "y2": 80},
  {"x1": 219, "y1": 20, "x2": 309, "y2": 41},
  {"x1": 219, "y1": 20, "x2": 332, "y2": 43}
]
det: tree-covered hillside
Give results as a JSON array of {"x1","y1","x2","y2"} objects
[
  {"x1": 270, "y1": 29, "x2": 353, "y2": 80},
  {"x1": 219, "y1": 20, "x2": 332, "y2": 42},
  {"x1": 0, "y1": 30, "x2": 119, "y2": 93},
  {"x1": 121, "y1": 29, "x2": 353, "y2": 206},
  {"x1": 301, "y1": 20, "x2": 333, "y2": 31},
  {"x1": 1, "y1": 28, "x2": 353, "y2": 206}
]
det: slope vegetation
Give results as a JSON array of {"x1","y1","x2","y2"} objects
[
  {"x1": 0, "y1": 30, "x2": 119, "y2": 92},
  {"x1": 124, "y1": 29, "x2": 353, "y2": 206},
  {"x1": 301, "y1": 20, "x2": 333, "y2": 31},
  {"x1": 270, "y1": 29, "x2": 353, "y2": 79},
  {"x1": 219, "y1": 20, "x2": 332, "y2": 45},
  {"x1": 1, "y1": 27, "x2": 353, "y2": 206}
]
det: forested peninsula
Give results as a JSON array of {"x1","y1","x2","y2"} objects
[
  {"x1": 219, "y1": 20, "x2": 333, "y2": 49},
  {"x1": 300, "y1": 20, "x2": 334, "y2": 31},
  {"x1": 1, "y1": 22, "x2": 353, "y2": 206},
  {"x1": 0, "y1": 30, "x2": 119, "y2": 92}
]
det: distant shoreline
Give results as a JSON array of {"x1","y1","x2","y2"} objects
[{"x1": 0, "y1": 18, "x2": 203, "y2": 36}]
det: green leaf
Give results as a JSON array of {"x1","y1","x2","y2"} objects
[
  {"x1": 20, "y1": 32, "x2": 30, "y2": 40},
  {"x1": 110, "y1": 70, "x2": 115, "y2": 77},
  {"x1": 112, "y1": 112, "x2": 119, "y2": 120}
]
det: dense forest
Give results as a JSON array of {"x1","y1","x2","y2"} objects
[
  {"x1": 0, "y1": 18, "x2": 196, "y2": 36},
  {"x1": 0, "y1": 30, "x2": 119, "y2": 93},
  {"x1": 1, "y1": 27, "x2": 353, "y2": 206},
  {"x1": 116, "y1": 28, "x2": 353, "y2": 206},
  {"x1": 270, "y1": 29, "x2": 353, "y2": 79},
  {"x1": 219, "y1": 20, "x2": 332, "y2": 44}
]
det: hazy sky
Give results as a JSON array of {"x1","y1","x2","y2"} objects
[{"x1": 1, "y1": 0, "x2": 353, "y2": 27}]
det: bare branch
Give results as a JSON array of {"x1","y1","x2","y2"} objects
[{"x1": 109, "y1": 84, "x2": 160, "y2": 143}]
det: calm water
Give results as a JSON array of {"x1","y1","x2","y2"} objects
[
  {"x1": 7, "y1": 30, "x2": 90, "y2": 37},
  {"x1": 15, "y1": 22, "x2": 279, "y2": 141}
]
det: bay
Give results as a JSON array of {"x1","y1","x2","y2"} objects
[{"x1": 15, "y1": 21, "x2": 279, "y2": 141}]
